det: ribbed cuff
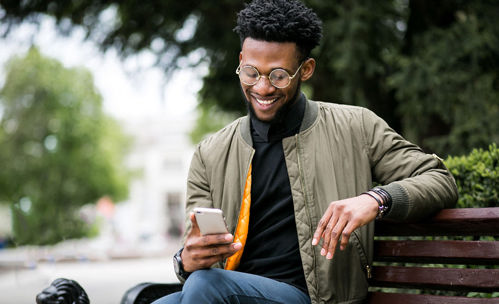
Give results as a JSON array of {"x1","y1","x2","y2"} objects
[{"x1": 379, "y1": 183, "x2": 410, "y2": 221}]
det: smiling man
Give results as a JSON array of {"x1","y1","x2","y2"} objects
[
  {"x1": 238, "y1": 38, "x2": 314, "y2": 122},
  {"x1": 154, "y1": 1, "x2": 458, "y2": 303}
]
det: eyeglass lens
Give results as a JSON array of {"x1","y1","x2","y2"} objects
[{"x1": 239, "y1": 66, "x2": 291, "y2": 88}]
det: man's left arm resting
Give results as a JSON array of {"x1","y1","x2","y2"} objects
[
  {"x1": 363, "y1": 107, "x2": 458, "y2": 222},
  {"x1": 312, "y1": 108, "x2": 458, "y2": 260}
]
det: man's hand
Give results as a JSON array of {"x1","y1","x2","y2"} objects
[
  {"x1": 312, "y1": 194, "x2": 379, "y2": 259},
  {"x1": 182, "y1": 213, "x2": 242, "y2": 272}
]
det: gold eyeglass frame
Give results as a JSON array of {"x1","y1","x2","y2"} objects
[{"x1": 235, "y1": 61, "x2": 304, "y2": 89}]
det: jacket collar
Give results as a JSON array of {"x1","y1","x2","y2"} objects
[{"x1": 239, "y1": 93, "x2": 318, "y2": 146}]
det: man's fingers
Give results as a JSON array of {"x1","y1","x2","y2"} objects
[
  {"x1": 313, "y1": 207, "x2": 334, "y2": 246},
  {"x1": 188, "y1": 242, "x2": 242, "y2": 270},
  {"x1": 202, "y1": 233, "x2": 234, "y2": 246},
  {"x1": 340, "y1": 222, "x2": 356, "y2": 250},
  {"x1": 187, "y1": 255, "x2": 221, "y2": 271},
  {"x1": 222, "y1": 242, "x2": 243, "y2": 259},
  {"x1": 183, "y1": 241, "x2": 242, "y2": 272},
  {"x1": 312, "y1": 227, "x2": 323, "y2": 246},
  {"x1": 325, "y1": 218, "x2": 347, "y2": 260},
  {"x1": 320, "y1": 213, "x2": 339, "y2": 256},
  {"x1": 186, "y1": 237, "x2": 239, "y2": 260},
  {"x1": 200, "y1": 243, "x2": 237, "y2": 257},
  {"x1": 185, "y1": 233, "x2": 234, "y2": 254}
]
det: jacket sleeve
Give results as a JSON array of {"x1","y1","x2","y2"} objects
[
  {"x1": 184, "y1": 143, "x2": 214, "y2": 239},
  {"x1": 361, "y1": 108, "x2": 458, "y2": 222},
  {"x1": 175, "y1": 143, "x2": 215, "y2": 283}
]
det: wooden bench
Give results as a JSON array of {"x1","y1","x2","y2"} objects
[
  {"x1": 368, "y1": 207, "x2": 499, "y2": 303},
  {"x1": 121, "y1": 207, "x2": 499, "y2": 304}
]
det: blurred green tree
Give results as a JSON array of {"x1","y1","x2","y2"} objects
[
  {"x1": 388, "y1": 1, "x2": 499, "y2": 155},
  {"x1": 0, "y1": 47, "x2": 130, "y2": 245},
  {"x1": 1, "y1": 0, "x2": 497, "y2": 156}
]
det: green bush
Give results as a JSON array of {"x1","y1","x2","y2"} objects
[{"x1": 444, "y1": 144, "x2": 498, "y2": 208}]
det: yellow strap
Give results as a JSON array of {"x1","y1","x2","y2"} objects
[{"x1": 225, "y1": 164, "x2": 252, "y2": 270}]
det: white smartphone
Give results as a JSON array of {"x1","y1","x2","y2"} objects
[{"x1": 193, "y1": 207, "x2": 229, "y2": 235}]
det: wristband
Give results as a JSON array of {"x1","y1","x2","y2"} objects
[
  {"x1": 361, "y1": 191, "x2": 385, "y2": 219},
  {"x1": 371, "y1": 187, "x2": 392, "y2": 216}
]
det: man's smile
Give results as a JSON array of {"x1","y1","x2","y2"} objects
[{"x1": 256, "y1": 97, "x2": 277, "y2": 105}]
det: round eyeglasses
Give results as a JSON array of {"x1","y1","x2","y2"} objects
[{"x1": 235, "y1": 61, "x2": 304, "y2": 89}]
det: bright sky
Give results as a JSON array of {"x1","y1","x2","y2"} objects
[{"x1": 0, "y1": 16, "x2": 204, "y2": 123}]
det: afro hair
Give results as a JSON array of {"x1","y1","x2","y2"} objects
[{"x1": 234, "y1": 0, "x2": 322, "y2": 60}]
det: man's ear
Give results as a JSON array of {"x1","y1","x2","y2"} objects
[
  {"x1": 300, "y1": 58, "x2": 316, "y2": 81},
  {"x1": 239, "y1": 52, "x2": 243, "y2": 62}
]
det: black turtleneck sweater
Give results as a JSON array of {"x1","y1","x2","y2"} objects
[{"x1": 237, "y1": 94, "x2": 308, "y2": 294}]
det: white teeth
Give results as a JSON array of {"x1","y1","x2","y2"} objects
[{"x1": 256, "y1": 98, "x2": 276, "y2": 105}]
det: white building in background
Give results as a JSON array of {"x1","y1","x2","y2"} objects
[
  {"x1": 0, "y1": 16, "x2": 208, "y2": 252},
  {"x1": 114, "y1": 115, "x2": 195, "y2": 245}
]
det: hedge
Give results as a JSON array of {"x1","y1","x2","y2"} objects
[{"x1": 444, "y1": 143, "x2": 498, "y2": 208}]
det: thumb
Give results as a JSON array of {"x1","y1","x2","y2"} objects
[{"x1": 188, "y1": 212, "x2": 201, "y2": 236}]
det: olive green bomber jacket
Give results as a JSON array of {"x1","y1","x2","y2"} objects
[{"x1": 183, "y1": 98, "x2": 458, "y2": 304}]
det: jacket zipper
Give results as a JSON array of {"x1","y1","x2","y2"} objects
[
  {"x1": 294, "y1": 134, "x2": 320, "y2": 296},
  {"x1": 366, "y1": 265, "x2": 372, "y2": 279},
  {"x1": 352, "y1": 230, "x2": 372, "y2": 279}
]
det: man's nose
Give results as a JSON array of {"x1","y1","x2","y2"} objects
[{"x1": 252, "y1": 76, "x2": 277, "y2": 95}]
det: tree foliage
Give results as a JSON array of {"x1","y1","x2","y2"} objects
[
  {"x1": 0, "y1": 47, "x2": 130, "y2": 245},
  {"x1": 444, "y1": 144, "x2": 498, "y2": 208},
  {"x1": 1, "y1": 0, "x2": 497, "y2": 156},
  {"x1": 389, "y1": 1, "x2": 499, "y2": 155}
]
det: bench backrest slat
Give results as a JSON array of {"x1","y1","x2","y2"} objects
[
  {"x1": 368, "y1": 292, "x2": 498, "y2": 304},
  {"x1": 375, "y1": 207, "x2": 499, "y2": 236},
  {"x1": 370, "y1": 266, "x2": 499, "y2": 292},
  {"x1": 374, "y1": 240, "x2": 499, "y2": 264}
]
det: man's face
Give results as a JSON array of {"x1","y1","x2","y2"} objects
[{"x1": 239, "y1": 38, "x2": 315, "y2": 122}]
